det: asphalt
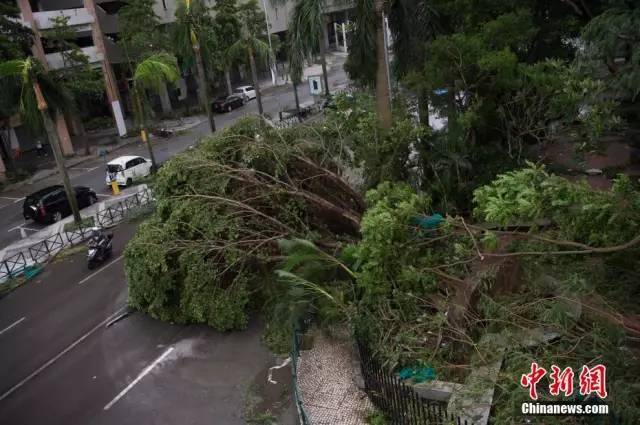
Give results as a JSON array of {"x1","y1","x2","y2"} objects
[
  {"x1": 0, "y1": 220, "x2": 292, "y2": 425},
  {"x1": 0, "y1": 59, "x2": 349, "y2": 252}
]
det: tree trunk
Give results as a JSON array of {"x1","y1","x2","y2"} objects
[
  {"x1": 41, "y1": 109, "x2": 82, "y2": 224},
  {"x1": 418, "y1": 87, "x2": 430, "y2": 127},
  {"x1": 248, "y1": 47, "x2": 263, "y2": 115},
  {"x1": 133, "y1": 88, "x2": 157, "y2": 171},
  {"x1": 76, "y1": 116, "x2": 90, "y2": 156},
  {"x1": 319, "y1": 22, "x2": 330, "y2": 97},
  {"x1": 293, "y1": 80, "x2": 301, "y2": 114},
  {"x1": 225, "y1": 68, "x2": 233, "y2": 96},
  {"x1": 375, "y1": 4, "x2": 392, "y2": 129},
  {"x1": 193, "y1": 41, "x2": 216, "y2": 133}
]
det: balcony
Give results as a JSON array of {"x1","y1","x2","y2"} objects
[
  {"x1": 45, "y1": 45, "x2": 103, "y2": 69},
  {"x1": 33, "y1": 8, "x2": 94, "y2": 31}
]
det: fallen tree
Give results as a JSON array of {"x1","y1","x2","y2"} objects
[{"x1": 124, "y1": 117, "x2": 364, "y2": 330}]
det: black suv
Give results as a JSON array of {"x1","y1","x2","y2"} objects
[{"x1": 23, "y1": 185, "x2": 98, "y2": 224}]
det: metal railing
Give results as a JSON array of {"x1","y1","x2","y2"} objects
[
  {"x1": 0, "y1": 188, "x2": 153, "y2": 283},
  {"x1": 292, "y1": 328, "x2": 311, "y2": 425},
  {"x1": 357, "y1": 340, "x2": 472, "y2": 425}
]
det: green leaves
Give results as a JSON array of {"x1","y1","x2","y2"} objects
[
  {"x1": 473, "y1": 163, "x2": 640, "y2": 246},
  {"x1": 133, "y1": 53, "x2": 180, "y2": 91}
]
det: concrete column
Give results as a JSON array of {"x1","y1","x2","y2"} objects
[
  {"x1": 17, "y1": 0, "x2": 75, "y2": 156},
  {"x1": 84, "y1": 0, "x2": 127, "y2": 137},
  {"x1": 17, "y1": 0, "x2": 47, "y2": 64},
  {"x1": 158, "y1": 83, "x2": 173, "y2": 114},
  {"x1": 342, "y1": 23, "x2": 348, "y2": 53},
  {"x1": 333, "y1": 22, "x2": 340, "y2": 49}
]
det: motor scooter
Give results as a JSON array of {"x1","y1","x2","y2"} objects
[{"x1": 87, "y1": 232, "x2": 113, "y2": 270}]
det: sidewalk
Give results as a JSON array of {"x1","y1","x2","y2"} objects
[{"x1": 1, "y1": 116, "x2": 205, "y2": 194}]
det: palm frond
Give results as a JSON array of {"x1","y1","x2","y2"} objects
[
  {"x1": 289, "y1": 0, "x2": 325, "y2": 53},
  {"x1": 344, "y1": 0, "x2": 377, "y2": 86},
  {"x1": 0, "y1": 57, "x2": 72, "y2": 130},
  {"x1": 226, "y1": 38, "x2": 248, "y2": 64},
  {"x1": 133, "y1": 53, "x2": 180, "y2": 92},
  {"x1": 0, "y1": 57, "x2": 32, "y2": 83},
  {"x1": 251, "y1": 37, "x2": 272, "y2": 62}
]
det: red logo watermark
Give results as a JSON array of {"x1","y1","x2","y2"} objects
[{"x1": 520, "y1": 363, "x2": 607, "y2": 400}]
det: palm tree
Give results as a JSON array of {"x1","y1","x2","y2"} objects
[
  {"x1": 227, "y1": 20, "x2": 271, "y2": 115},
  {"x1": 0, "y1": 58, "x2": 82, "y2": 223},
  {"x1": 213, "y1": 0, "x2": 241, "y2": 97},
  {"x1": 285, "y1": 0, "x2": 331, "y2": 97},
  {"x1": 131, "y1": 53, "x2": 180, "y2": 171},
  {"x1": 287, "y1": 35, "x2": 306, "y2": 114},
  {"x1": 174, "y1": 0, "x2": 216, "y2": 132},
  {"x1": 349, "y1": 0, "x2": 438, "y2": 129}
]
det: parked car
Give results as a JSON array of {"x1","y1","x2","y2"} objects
[
  {"x1": 212, "y1": 94, "x2": 244, "y2": 113},
  {"x1": 23, "y1": 185, "x2": 97, "y2": 224},
  {"x1": 105, "y1": 155, "x2": 152, "y2": 187},
  {"x1": 234, "y1": 85, "x2": 257, "y2": 102}
]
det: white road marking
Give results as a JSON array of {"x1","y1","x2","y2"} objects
[
  {"x1": 78, "y1": 255, "x2": 124, "y2": 285},
  {"x1": 13, "y1": 197, "x2": 25, "y2": 203},
  {"x1": 103, "y1": 346, "x2": 175, "y2": 410},
  {"x1": 86, "y1": 166, "x2": 100, "y2": 172},
  {"x1": 0, "y1": 307, "x2": 127, "y2": 402},
  {"x1": 0, "y1": 196, "x2": 23, "y2": 201},
  {"x1": 96, "y1": 193, "x2": 111, "y2": 198},
  {"x1": 0, "y1": 317, "x2": 26, "y2": 336},
  {"x1": 7, "y1": 225, "x2": 39, "y2": 233}
]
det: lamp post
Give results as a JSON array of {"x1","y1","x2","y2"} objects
[{"x1": 260, "y1": 0, "x2": 277, "y2": 85}]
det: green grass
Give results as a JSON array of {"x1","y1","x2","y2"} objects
[{"x1": 0, "y1": 276, "x2": 26, "y2": 298}]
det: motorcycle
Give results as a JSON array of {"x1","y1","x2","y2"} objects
[
  {"x1": 87, "y1": 230, "x2": 113, "y2": 270},
  {"x1": 151, "y1": 127, "x2": 174, "y2": 138}
]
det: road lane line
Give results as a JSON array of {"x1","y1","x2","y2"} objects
[
  {"x1": 0, "y1": 317, "x2": 26, "y2": 336},
  {"x1": 96, "y1": 194, "x2": 111, "y2": 198},
  {"x1": 0, "y1": 196, "x2": 23, "y2": 201},
  {"x1": 103, "y1": 346, "x2": 175, "y2": 410},
  {"x1": 0, "y1": 307, "x2": 127, "y2": 402},
  {"x1": 78, "y1": 255, "x2": 124, "y2": 285}
]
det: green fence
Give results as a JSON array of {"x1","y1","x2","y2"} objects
[{"x1": 291, "y1": 328, "x2": 310, "y2": 425}]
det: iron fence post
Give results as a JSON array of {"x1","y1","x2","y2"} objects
[{"x1": 3, "y1": 261, "x2": 10, "y2": 278}]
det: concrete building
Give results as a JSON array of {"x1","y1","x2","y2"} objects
[{"x1": 17, "y1": 0, "x2": 127, "y2": 143}]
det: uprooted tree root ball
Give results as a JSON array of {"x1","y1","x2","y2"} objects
[{"x1": 124, "y1": 117, "x2": 364, "y2": 331}]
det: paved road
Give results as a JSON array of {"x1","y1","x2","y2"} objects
[
  {"x1": 0, "y1": 61, "x2": 348, "y2": 252},
  {"x1": 0, "y1": 221, "x2": 295, "y2": 424}
]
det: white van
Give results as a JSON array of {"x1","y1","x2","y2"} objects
[{"x1": 105, "y1": 155, "x2": 152, "y2": 187}]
